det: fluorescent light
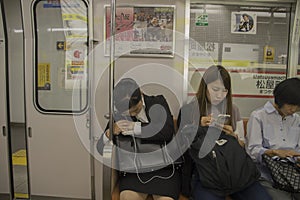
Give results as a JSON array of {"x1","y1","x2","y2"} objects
[
  {"x1": 13, "y1": 29, "x2": 23, "y2": 33},
  {"x1": 47, "y1": 28, "x2": 87, "y2": 32}
]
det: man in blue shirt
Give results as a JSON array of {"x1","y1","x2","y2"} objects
[{"x1": 246, "y1": 78, "x2": 300, "y2": 200}]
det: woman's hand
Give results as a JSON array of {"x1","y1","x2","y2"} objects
[
  {"x1": 105, "y1": 123, "x2": 122, "y2": 138},
  {"x1": 201, "y1": 114, "x2": 213, "y2": 126},
  {"x1": 201, "y1": 115, "x2": 235, "y2": 135},
  {"x1": 105, "y1": 120, "x2": 135, "y2": 138},
  {"x1": 214, "y1": 123, "x2": 235, "y2": 136},
  {"x1": 116, "y1": 120, "x2": 135, "y2": 133},
  {"x1": 220, "y1": 124, "x2": 234, "y2": 135}
]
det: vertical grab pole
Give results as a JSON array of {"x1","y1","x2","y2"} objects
[
  {"x1": 103, "y1": 0, "x2": 117, "y2": 199},
  {"x1": 103, "y1": 0, "x2": 116, "y2": 199},
  {"x1": 109, "y1": 0, "x2": 116, "y2": 142}
]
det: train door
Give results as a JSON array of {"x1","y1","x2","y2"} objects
[
  {"x1": 3, "y1": 0, "x2": 30, "y2": 198},
  {"x1": 21, "y1": 0, "x2": 92, "y2": 199},
  {"x1": 0, "y1": 1, "x2": 11, "y2": 199}
]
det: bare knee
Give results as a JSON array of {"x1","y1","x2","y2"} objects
[
  {"x1": 153, "y1": 195, "x2": 174, "y2": 200},
  {"x1": 120, "y1": 190, "x2": 147, "y2": 200}
]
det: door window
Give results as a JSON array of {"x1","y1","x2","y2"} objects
[{"x1": 33, "y1": 0, "x2": 88, "y2": 113}]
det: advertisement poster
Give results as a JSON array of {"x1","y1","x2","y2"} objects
[
  {"x1": 105, "y1": 5, "x2": 175, "y2": 57},
  {"x1": 189, "y1": 41, "x2": 218, "y2": 64},
  {"x1": 264, "y1": 46, "x2": 275, "y2": 63},
  {"x1": 38, "y1": 63, "x2": 51, "y2": 90},
  {"x1": 61, "y1": 0, "x2": 88, "y2": 89},
  {"x1": 231, "y1": 12, "x2": 257, "y2": 34},
  {"x1": 188, "y1": 68, "x2": 285, "y2": 98}
]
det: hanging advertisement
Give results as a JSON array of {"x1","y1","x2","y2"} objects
[
  {"x1": 264, "y1": 46, "x2": 275, "y2": 63},
  {"x1": 231, "y1": 12, "x2": 257, "y2": 34},
  {"x1": 61, "y1": 0, "x2": 88, "y2": 89},
  {"x1": 38, "y1": 63, "x2": 51, "y2": 90},
  {"x1": 105, "y1": 5, "x2": 175, "y2": 57},
  {"x1": 188, "y1": 68, "x2": 285, "y2": 98}
]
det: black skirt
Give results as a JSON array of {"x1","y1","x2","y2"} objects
[{"x1": 119, "y1": 167, "x2": 181, "y2": 199}]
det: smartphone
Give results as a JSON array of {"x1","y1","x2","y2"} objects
[{"x1": 216, "y1": 114, "x2": 231, "y2": 124}]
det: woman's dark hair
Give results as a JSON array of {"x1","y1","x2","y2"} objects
[
  {"x1": 195, "y1": 65, "x2": 233, "y2": 125},
  {"x1": 273, "y1": 78, "x2": 300, "y2": 108},
  {"x1": 113, "y1": 78, "x2": 142, "y2": 113}
]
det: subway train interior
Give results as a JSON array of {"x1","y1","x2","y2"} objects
[{"x1": 1, "y1": 0, "x2": 300, "y2": 199}]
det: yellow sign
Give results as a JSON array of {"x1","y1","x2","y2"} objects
[
  {"x1": 38, "y1": 63, "x2": 51, "y2": 90},
  {"x1": 264, "y1": 46, "x2": 274, "y2": 63}
]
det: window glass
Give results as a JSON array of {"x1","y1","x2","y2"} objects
[
  {"x1": 34, "y1": 0, "x2": 88, "y2": 113},
  {"x1": 188, "y1": 3, "x2": 291, "y2": 117}
]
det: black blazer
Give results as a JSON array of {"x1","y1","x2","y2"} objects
[{"x1": 97, "y1": 94, "x2": 175, "y2": 155}]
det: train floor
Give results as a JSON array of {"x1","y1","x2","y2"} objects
[{"x1": 12, "y1": 149, "x2": 28, "y2": 199}]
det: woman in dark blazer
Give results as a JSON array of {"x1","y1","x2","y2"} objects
[{"x1": 97, "y1": 78, "x2": 180, "y2": 200}]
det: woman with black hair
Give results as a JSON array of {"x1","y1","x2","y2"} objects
[
  {"x1": 98, "y1": 78, "x2": 180, "y2": 200},
  {"x1": 177, "y1": 65, "x2": 271, "y2": 200}
]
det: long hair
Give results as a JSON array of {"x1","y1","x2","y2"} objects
[{"x1": 195, "y1": 65, "x2": 233, "y2": 125}]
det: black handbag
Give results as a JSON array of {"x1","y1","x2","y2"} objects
[
  {"x1": 115, "y1": 134, "x2": 184, "y2": 173},
  {"x1": 262, "y1": 154, "x2": 300, "y2": 193}
]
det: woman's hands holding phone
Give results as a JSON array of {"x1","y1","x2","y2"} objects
[
  {"x1": 116, "y1": 120, "x2": 135, "y2": 135},
  {"x1": 201, "y1": 114, "x2": 237, "y2": 138}
]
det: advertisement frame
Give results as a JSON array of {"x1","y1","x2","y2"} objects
[{"x1": 104, "y1": 5, "x2": 176, "y2": 57}]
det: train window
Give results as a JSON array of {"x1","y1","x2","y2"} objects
[
  {"x1": 33, "y1": 0, "x2": 88, "y2": 113},
  {"x1": 188, "y1": 3, "x2": 292, "y2": 117}
]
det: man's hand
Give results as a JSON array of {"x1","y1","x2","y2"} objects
[{"x1": 265, "y1": 149, "x2": 300, "y2": 158}]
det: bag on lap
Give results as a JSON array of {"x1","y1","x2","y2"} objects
[
  {"x1": 262, "y1": 154, "x2": 300, "y2": 193},
  {"x1": 115, "y1": 134, "x2": 184, "y2": 173},
  {"x1": 182, "y1": 125, "x2": 260, "y2": 196}
]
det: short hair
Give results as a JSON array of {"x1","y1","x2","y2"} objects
[
  {"x1": 273, "y1": 78, "x2": 300, "y2": 108},
  {"x1": 113, "y1": 78, "x2": 142, "y2": 113}
]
